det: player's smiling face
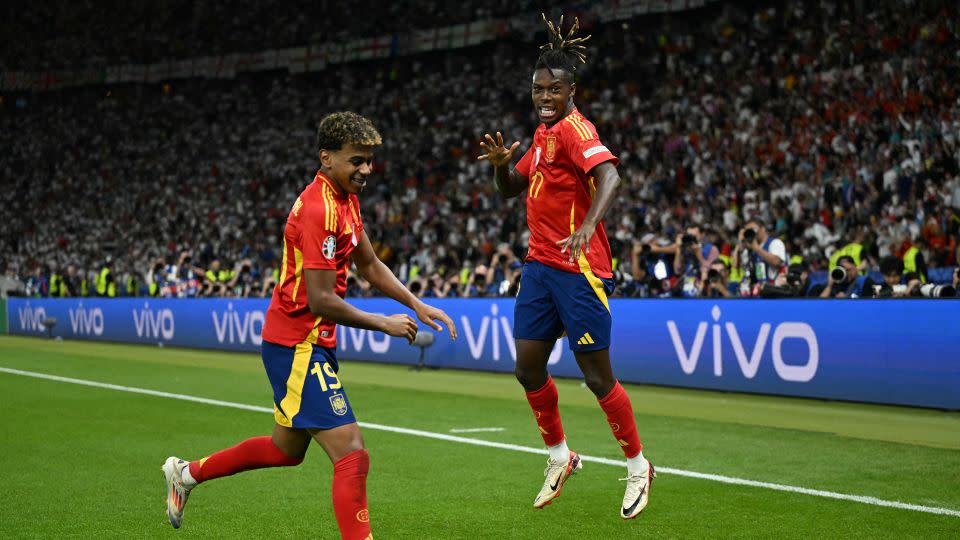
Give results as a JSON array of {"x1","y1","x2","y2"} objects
[
  {"x1": 319, "y1": 143, "x2": 375, "y2": 195},
  {"x1": 531, "y1": 68, "x2": 575, "y2": 127}
]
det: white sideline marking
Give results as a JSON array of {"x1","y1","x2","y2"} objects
[
  {"x1": 449, "y1": 427, "x2": 505, "y2": 433},
  {"x1": 2, "y1": 366, "x2": 958, "y2": 518}
]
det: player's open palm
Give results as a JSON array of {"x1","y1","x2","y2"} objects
[
  {"x1": 478, "y1": 131, "x2": 520, "y2": 167},
  {"x1": 382, "y1": 314, "x2": 418, "y2": 343}
]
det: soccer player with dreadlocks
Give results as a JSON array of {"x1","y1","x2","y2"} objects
[
  {"x1": 162, "y1": 111, "x2": 457, "y2": 539},
  {"x1": 479, "y1": 15, "x2": 654, "y2": 519}
]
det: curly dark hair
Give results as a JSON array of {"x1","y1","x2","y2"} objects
[
  {"x1": 316, "y1": 111, "x2": 382, "y2": 152},
  {"x1": 535, "y1": 13, "x2": 591, "y2": 84}
]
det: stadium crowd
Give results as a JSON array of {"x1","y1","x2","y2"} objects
[
  {"x1": 1, "y1": 0, "x2": 550, "y2": 70},
  {"x1": 2, "y1": 0, "x2": 959, "y2": 300}
]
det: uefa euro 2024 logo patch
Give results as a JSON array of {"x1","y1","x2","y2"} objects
[
  {"x1": 322, "y1": 235, "x2": 337, "y2": 260},
  {"x1": 329, "y1": 393, "x2": 348, "y2": 416}
]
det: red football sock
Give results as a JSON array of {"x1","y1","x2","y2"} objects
[
  {"x1": 188, "y1": 436, "x2": 303, "y2": 483},
  {"x1": 525, "y1": 377, "x2": 565, "y2": 447},
  {"x1": 332, "y1": 449, "x2": 371, "y2": 540},
  {"x1": 598, "y1": 381, "x2": 643, "y2": 458}
]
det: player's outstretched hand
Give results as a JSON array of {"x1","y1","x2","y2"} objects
[
  {"x1": 382, "y1": 314, "x2": 418, "y2": 344},
  {"x1": 557, "y1": 222, "x2": 596, "y2": 264},
  {"x1": 478, "y1": 131, "x2": 520, "y2": 167},
  {"x1": 414, "y1": 302, "x2": 458, "y2": 340}
]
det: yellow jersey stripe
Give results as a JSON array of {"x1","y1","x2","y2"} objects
[
  {"x1": 573, "y1": 115, "x2": 593, "y2": 140},
  {"x1": 565, "y1": 116, "x2": 590, "y2": 140},
  {"x1": 278, "y1": 238, "x2": 289, "y2": 289},
  {"x1": 291, "y1": 246, "x2": 304, "y2": 307},
  {"x1": 306, "y1": 316, "x2": 322, "y2": 345},
  {"x1": 323, "y1": 186, "x2": 338, "y2": 231},
  {"x1": 565, "y1": 115, "x2": 589, "y2": 140},
  {"x1": 563, "y1": 115, "x2": 585, "y2": 139},
  {"x1": 321, "y1": 185, "x2": 332, "y2": 230},
  {"x1": 274, "y1": 340, "x2": 313, "y2": 427}
]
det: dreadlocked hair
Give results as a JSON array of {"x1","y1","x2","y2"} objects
[
  {"x1": 316, "y1": 111, "x2": 382, "y2": 152},
  {"x1": 535, "y1": 13, "x2": 591, "y2": 83}
]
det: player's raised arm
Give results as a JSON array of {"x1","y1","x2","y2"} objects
[
  {"x1": 350, "y1": 230, "x2": 458, "y2": 340},
  {"x1": 304, "y1": 267, "x2": 418, "y2": 343},
  {"x1": 479, "y1": 131, "x2": 528, "y2": 199},
  {"x1": 557, "y1": 161, "x2": 621, "y2": 263}
]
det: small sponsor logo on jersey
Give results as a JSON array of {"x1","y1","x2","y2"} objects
[
  {"x1": 330, "y1": 393, "x2": 349, "y2": 416},
  {"x1": 545, "y1": 135, "x2": 558, "y2": 162},
  {"x1": 322, "y1": 235, "x2": 337, "y2": 259},
  {"x1": 609, "y1": 422, "x2": 620, "y2": 432},
  {"x1": 582, "y1": 145, "x2": 609, "y2": 159},
  {"x1": 356, "y1": 509, "x2": 370, "y2": 523}
]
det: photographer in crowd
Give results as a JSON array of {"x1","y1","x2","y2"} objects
[
  {"x1": 760, "y1": 262, "x2": 817, "y2": 298},
  {"x1": 699, "y1": 259, "x2": 734, "y2": 298},
  {"x1": 874, "y1": 256, "x2": 921, "y2": 298},
  {"x1": 818, "y1": 255, "x2": 878, "y2": 298},
  {"x1": 672, "y1": 226, "x2": 719, "y2": 298},
  {"x1": 732, "y1": 220, "x2": 785, "y2": 297}
]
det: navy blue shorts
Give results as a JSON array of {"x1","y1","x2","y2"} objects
[
  {"x1": 261, "y1": 340, "x2": 357, "y2": 429},
  {"x1": 514, "y1": 260, "x2": 615, "y2": 352}
]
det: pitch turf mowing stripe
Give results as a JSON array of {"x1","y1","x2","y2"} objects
[{"x1": 1, "y1": 366, "x2": 958, "y2": 519}]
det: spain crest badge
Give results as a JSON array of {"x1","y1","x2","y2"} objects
[
  {"x1": 330, "y1": 393, "x2": 349, "y2": 416},
  {"x1": 545, "y1": 134, "x2": 557, "y2": 163}
]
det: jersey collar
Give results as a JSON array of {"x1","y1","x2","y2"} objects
[
  {"x1": 544, "y1": 107, "x2": 579, "y2": 131},
  {"x1": 315, "y1": 170, "x2": 346, "y2": 199}
]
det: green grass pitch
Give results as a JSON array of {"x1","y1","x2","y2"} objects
[{"x1": 0, "y1": 335, "x2": 958, "y2": 538}]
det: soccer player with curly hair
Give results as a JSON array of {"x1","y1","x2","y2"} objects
[
  {"x1": 479, "y1": 15, "x2": 654, "y2": 520},
  {"x1": 163, "y1": 111, "x2": 457, "y2": 539}
]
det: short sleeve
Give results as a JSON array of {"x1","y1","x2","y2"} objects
[
  {"x1": 515, "y1": 145, "x2": 534, "y2": 178},
  {"x1": 300, "y1": 198, "x2": 338, "y2": 270},
  {"x1": 571, "y1": 137, "x2": 619, "y2": 175},
  {"x1": 768, "y1": 238, "x2": 787, "y2": 264},
  {"x1": 349, "y1": 195, "x2": 364, "y2": 235}
]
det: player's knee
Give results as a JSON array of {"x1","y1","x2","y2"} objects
[
  {"x1": 515, "y1": 365, "x2": 546, "y2": 391},
  {"x1": 583, "y1": 373, "x2": 614, "y2": 398}
]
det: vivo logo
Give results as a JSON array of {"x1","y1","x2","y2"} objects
[
  {"x1": 17, "y1": 304, "x2": 47, "y2": 333},
  {"x1": 666, "y1": 306, "x2": 818, "y2": 382},
  {"x1": 212, "y1": 303, "x2": 264, "y2": 346},
  {"x1": 132, "y1": 303, "x2": 175, "y2": 341},
  {"x1": 460, "y1": 304, "x2": 562, "y2": 364},
  {"x1": 339, "y1": 317, "x2": 391, "y2": 354},
  {"x1": 69, "y1": 304, "x2": 104, "y2": 336}
]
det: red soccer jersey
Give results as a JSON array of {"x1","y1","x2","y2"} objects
[
  {"x1": 515, "y1": 108, "x2": 619, "y2": 278},
  {"x1": 263, "y1": 171, "x2": 364, "y2": 348}
]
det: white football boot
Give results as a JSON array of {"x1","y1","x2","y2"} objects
[
  {"x1": 620, "y1": 460, "x2": 655, "y2": 519},
  {"x1": 162, "y1": 456, "x2": 194, "y2": 529},
  {"x1": 533, "y1": 451, "x2": 582, "y2": 508}
]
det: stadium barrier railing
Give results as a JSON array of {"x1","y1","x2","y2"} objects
[{"x1": 6, "y1": 297, "x2": 959, "y2": 410}]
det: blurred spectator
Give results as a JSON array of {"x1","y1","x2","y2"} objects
[
  {"x1": 1, "y1": 0, "x2": 958, "y2": 299},
  {"x1": 699, "y1": 259, "x2": 734, "y2": 299},
  {"x1": 817, "y1": 255, "x2": 878, "y2": 298},
  {"x1": 733, "y1": 219, "x2": 786, "y2": 296},
  {"x1": 875, "y1": 255, "x2": 921, "y2": 297}
]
